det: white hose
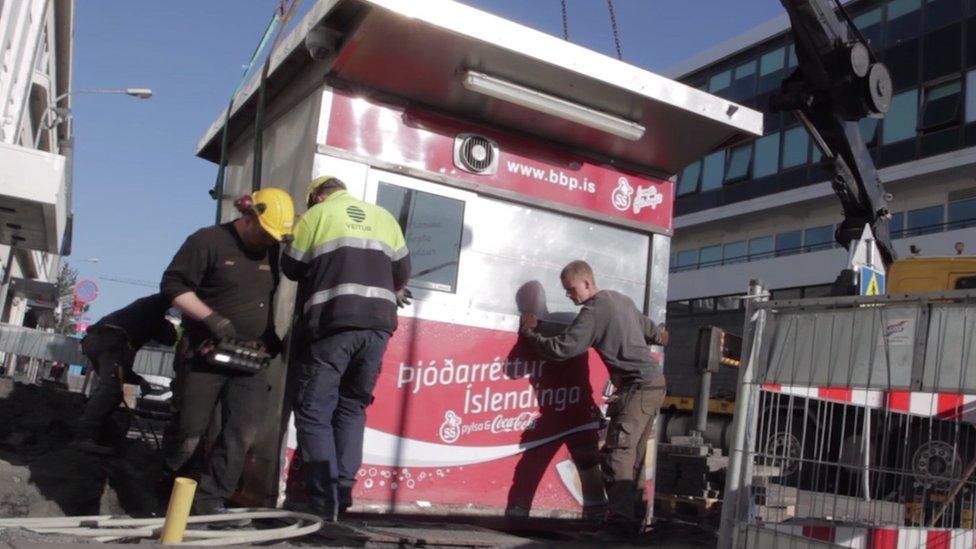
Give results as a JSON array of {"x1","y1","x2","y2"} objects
[{"x1": 0, "y1": 508, "x2": 323, "y2": 546}]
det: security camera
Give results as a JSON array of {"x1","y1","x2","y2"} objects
[{"x1": 305, "y1": 25, "x2": 340, "y2": 61}]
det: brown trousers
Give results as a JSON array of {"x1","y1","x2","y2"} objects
[{"x1": 602, "y1": 375, "x2": 666, "y2": 527}]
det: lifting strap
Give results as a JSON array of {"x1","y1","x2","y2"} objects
[
  {"x1": 210, "y1": 9, "x2": 281, "y2": 224},
  {"x1": 251, "y1": 0, "x2": 303, "y2": 193}
]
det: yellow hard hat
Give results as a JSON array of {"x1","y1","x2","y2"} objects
[
  {"x1": 250, "y1": 187, "x2": 295, "y2": 242},
  {"x1": 305, "y1": 176, "x2": 346, "y2": 209}
]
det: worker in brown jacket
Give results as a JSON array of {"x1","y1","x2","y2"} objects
[{"x1": 519, "y1": 260, "x2": 667, "y2": 539}]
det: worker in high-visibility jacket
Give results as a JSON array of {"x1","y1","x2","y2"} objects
[{"x1": 281, "y1": 176, "x2": 411, "y2": 520}]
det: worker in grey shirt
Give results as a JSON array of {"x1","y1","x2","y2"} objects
[{"x1": 520, "y1": 260, "x2": 667, "y2": 539}]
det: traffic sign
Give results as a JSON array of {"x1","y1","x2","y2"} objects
[
  {"x1": 74, "y1": 279, "x2": 99, "y2": 303},
  {"x1": 860, "y1": 266, "x2": 886, "y2": 296}
]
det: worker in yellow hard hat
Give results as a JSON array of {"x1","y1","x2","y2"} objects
[{"x1": 158, "y1": 186, "x2": 295, "y2": 519}]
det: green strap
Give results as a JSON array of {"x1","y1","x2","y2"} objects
[{"x1": 211, "y1": 10, "x2": 281, "y2": 223}]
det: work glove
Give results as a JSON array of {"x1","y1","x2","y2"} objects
[
  {"x1": 264, "y1": 332, "x2": 284, "y2": 358},
  {"x1": 396, "y1": 288, "x2": 413, "y2": 309},
  {"x1": 202, "y1": 312, "x2": 236, "y2": 340}
]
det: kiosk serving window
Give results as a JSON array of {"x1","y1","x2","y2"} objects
[{"x1": 377, "y1": 182, "x2": 465, "y2": 293}]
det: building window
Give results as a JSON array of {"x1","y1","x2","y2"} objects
[
  {"x1": 782, "y1": 126, "x2": 810, "y2": 168},
  {"x1": 753, "y1": 132, "x2": 780, "y2": 177},
  {"x1": 803, "y1": 284, "x2": 833, "y2": 298},
  {"x1": 882, "y1": 88, "x2": 919, "y2": 143},
  {"x1": 699, "y1": 245, "x2": 722, "y2": 268},
  {"x1": 729, "y1": 59, "x2": 757, "y2": 99},
  {"x1": 922, "y1": 23, "x2": 962, "y2": 81},
  {"x1": 890, "y1": 211, "x2": 905, "y2": 237},
  {"x1": 692, "y1": 298, "x2": 715, "y2": 313},
  {"x1": 675, "y1": 249, "x2": 699, "y2": 271},
  {"x1": 887, "y1": 0, "x2": 922, "y2": 45},
  {"x1": 859, "y1": 117, "x2": 881, "y2": 146},
  {"x1": 948, "y1": 197, "x2": 976, "y2": 228},
  {"x1": 701, "y1": 150, "x2": 726, "y2": 191},
  {"x1": 715, "y1": 296, "x2": 741, "y2": 311},
  {"x1": 786, "y1": 42, "x2": 798, "y2": 69},
  {"x1": 886, "y1": 39, "x2": 921, "y2": 90},
  {"x1": 775, "y1": 230, "x2": 803, "y2": 256},
  {"x1": 920, "y1": 79, "x2": 963, "y2": 130},
  {"x1": 758, "y1": 47, "x2": 786, "y2": 93},
  {"x1": 725, "y1": 143, "x2": 753, "y2": 183},
  {"x1": 749, "y1": 235, "x2": 774, "y2": 260},
  {"x1": 709, "y1": 69, "x2": 731, "y2": 93},
  {"x1": 854, "y1": 7, "x2": 884, "y2": 47},
  {"x1": 723, "y1": 240, "x2": 747, "y2": 264},
  {"x1": 377, "y1": 182, "x2": 465, "y2": 292},
  {"x1": 678, "y1": 160, "x2": 701, "y2": 195},
  {"x1": 906, "y1": 204, "x2": 945, "y2": 235},
  {"x1": 771, "y1": 287, "x2": 803, "y2": 300},
  {"x1": 966, "y1": 70, "x2": 976, "y2": 123},
  {"x1": 804, "y1": 225, "x2": 834, "y2": 251},
  {"x1": 924, "y1": 0, "x2": 963, "y2": 32}
]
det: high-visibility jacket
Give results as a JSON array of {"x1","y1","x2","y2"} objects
[{"x1": 282, "y1": 190, "x2": 410, "y2": 339}]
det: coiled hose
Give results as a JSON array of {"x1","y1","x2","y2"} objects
[{"x1": 0, "y1": 508, "x2": 323, "y2": 545}]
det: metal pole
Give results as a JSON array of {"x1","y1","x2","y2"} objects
[
  {"x1": 717, "y1": 280, "x2": 767, "y2": 549},
  {"x1": 693, "y1": 368, "x2": 712, "y2": 435}
]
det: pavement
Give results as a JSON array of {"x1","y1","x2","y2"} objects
[{"x1": 0, "y1": 377, "x2": 718, "y2": 547}]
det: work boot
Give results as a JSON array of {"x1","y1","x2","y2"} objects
[
  {"x1": 338, "y1": 486, "x2": 353, "y2": 514},
  {"x1": 284, "y1": 498, "x2": 338, "y2": 523}
]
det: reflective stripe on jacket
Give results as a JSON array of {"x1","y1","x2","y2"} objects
[{"x1": 282, "y1": 190, "x2": 410, "y2": 338}]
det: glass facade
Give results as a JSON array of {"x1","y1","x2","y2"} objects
[
  {"x1": 753, "y1": 132, "x2": 780, "y2": 177},
  {"x1": 775, "y1": 230, "x2": 803, "y2": 256},
  {"x1": 671, "y1": 194, "x2": 976, "y2": 272},
  {"x1": 782, "y1": 126, "x2": 810, "y2": 168},
  {"x1": 883, "y1": 89, "x2": 920, "y2": 143},
  {"x1": 949, "y1": 196, "x2": 976, "y2": 227},
  {"x1": 906, "y1": 204, "x2": 945, "y2": 234},
  {"x1": 673, "y1": 0, "x2": 976, "y2": 217},
  {"x1": 725, "y1": 143, "x2": 753, "y2": 182}
]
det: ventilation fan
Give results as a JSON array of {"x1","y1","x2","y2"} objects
[{"x1": 453, "y1": 134, "x2": 499, "y2": 175}]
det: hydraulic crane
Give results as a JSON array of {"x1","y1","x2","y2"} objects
[{"x1": 775, "y1": 0, "x2": 896, "y2": 268}]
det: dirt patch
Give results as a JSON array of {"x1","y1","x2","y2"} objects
[{"x1": 0, "y1": 378, "x2": 164, "y2": 518}]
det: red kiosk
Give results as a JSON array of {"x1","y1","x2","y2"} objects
[{"x1": 195, "y1": 0, "x2": 760, "y2": 519}]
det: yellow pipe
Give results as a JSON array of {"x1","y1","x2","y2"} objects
[{"x1": 159, "y1": 477, "x2": 197, "y2": 544}]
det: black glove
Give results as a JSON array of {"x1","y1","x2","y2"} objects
[
  {"x1": 396, "y1": 287, "x2": 413, "y2": 309},
  {"x1": 202, "y1": 312, "x2": 236, "y2": 340},
  {"x1": 264, "y1": 332, "x2": 283, "y2": 358}
]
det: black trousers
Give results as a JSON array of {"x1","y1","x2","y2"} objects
[
  {"x1": 162, "y1": 338, "x2": 271, "y2": 505},
  {"x1": 77, "y1": 329, "x2": 132, "y2": 440},
  {"x1": 293, "y1": 329, "x2": 389, "y2": 514}
]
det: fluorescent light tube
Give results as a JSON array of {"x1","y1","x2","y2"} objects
[{"x1": 461, "y1": 71, "x2": 646, "y2": 141}]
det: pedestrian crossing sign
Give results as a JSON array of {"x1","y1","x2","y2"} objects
[{"x1": 860, "y1": 266, "x2": 886, "y2": 296}]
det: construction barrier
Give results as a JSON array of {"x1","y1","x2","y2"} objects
[
  {"x1": 719, "y1": 287, "x2": 976, "y2": 548},
  {"x1": 0, "y1": 322, "x2": 176, "y2": 380}
]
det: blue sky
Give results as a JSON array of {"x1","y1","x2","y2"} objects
[{"x1": 71, "y1": 0, "x2": 782, "y2": 323}]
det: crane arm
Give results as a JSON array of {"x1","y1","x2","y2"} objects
[{"x1": 776, "y1": 0, "x2": 897, "y2": 267}]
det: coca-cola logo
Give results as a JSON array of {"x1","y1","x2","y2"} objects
[{"x1": 438, "y1": 410, "x2": 540, "y2": 444}]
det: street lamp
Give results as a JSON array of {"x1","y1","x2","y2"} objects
[
  {"x1": 53, "y1": 87, "x2": 154, "y2": 104},
  {"x1": 36, "y1": 88, "x2": 154, "y2": 148}
]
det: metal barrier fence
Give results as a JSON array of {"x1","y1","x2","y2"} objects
[
  {"x1": 0, "y1": 323, "x2": 176, "y2": 380},
  {"x1": 719, "y1": 286, "x2": 976, "y2": 548}
]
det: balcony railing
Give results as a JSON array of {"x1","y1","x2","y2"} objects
[{"x1": 671, "y1": 217, "x2": 976, "y2": 273}]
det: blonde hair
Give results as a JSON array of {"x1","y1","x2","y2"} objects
[{"x1": 560, "y1": 260, "x2": 594, "y2": 284}]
